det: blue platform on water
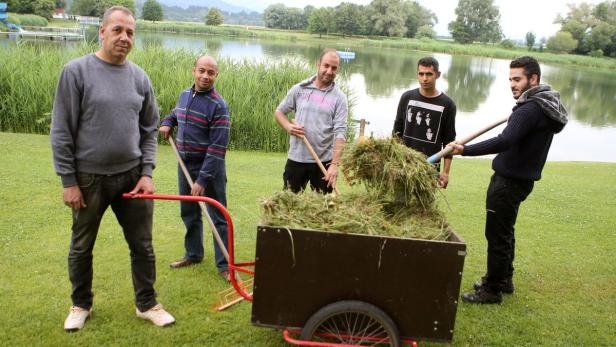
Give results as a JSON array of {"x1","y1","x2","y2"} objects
[{"x1": 337, "y1": 51, "x2": 356, "y2": 59}]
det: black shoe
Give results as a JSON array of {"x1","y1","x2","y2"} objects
[
  {"x1": 462, "y1": 287, "x2": 502, "y2": 304},
  {"x1": 473, "y1": 276, "x2": 514, "y2": 294}
]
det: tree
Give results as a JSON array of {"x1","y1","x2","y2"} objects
[
  {"x1": 370, "y1": 0, "x2": 407, "y2": 37},
  {"x1": 448, "y1": 0, "x2": 502, "y2": 43},
  {"x1": 555, "y1": 3, "x2": 598, "y2": 54},
  {"x1": 263, "y1": 4, "x2": 286, "y2": 28},
  {"x1": 334, "y1": 3, "x2": 362, "y2": 37},
  {"x1": 415, "y1": 24, "x2": 436, "y2": 39},
  {"x1": 403, "y1": 0, "x2": 437, "y2": 38},
  {"x1": 142, "y1": 0, "x2": 163, "y2": 22},
  {"x1": 72, "y1": 0, "x2": 135, "y2": 18},
  {"x1": 587, "y1": 21, "x2": 615, "y2": 52},
  {"x1": 547, "y1": 31, "x2": 578, "y2": 53},
  {"x1": 7, "y1": 0, "x2": 34, "y2": 13},
  {"x1": 56, "y1": 0, "x2": 67, "y2": 9},
  {"x1": 525, "y1": 31, "x2": 536, "y2": 51},
  {"x1": 33, "y1": 0, "x2": 55, "y2": 19},
  {"x1": 280, "y1": 7, "x2": 303, "y2": 30},
  {"x1": 206, "y1": 8, "x2": 223, "y2": 26},
  {"x1": 308, "y1": 7, "x2": 334, "y2": 37}
]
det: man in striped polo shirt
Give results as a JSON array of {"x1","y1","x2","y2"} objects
[{"x1": 159, "y1": 55, "x2": 232, "y2": 281}]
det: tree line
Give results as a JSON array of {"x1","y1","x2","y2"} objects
[
  {"x1": 264, "y1": 0, "x2": 438, "y2": 39},
  {"x1": 7, "y1": 0, "x2": 616, "y2": 58}
]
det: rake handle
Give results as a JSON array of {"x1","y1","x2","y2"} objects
[
  {"x1": 168, "y1": 137, "x2": 230, "y2": 262},
  {"x1": 300, "y1": 135, "x2": 341, "y2": 195},
  {"x1": 427, "y1": 116, "x2": 509, "y2": 164}
]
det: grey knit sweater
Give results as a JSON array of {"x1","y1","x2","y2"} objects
[{"x1": 51, "y1": 53, "x2": 159, "y2": 187}]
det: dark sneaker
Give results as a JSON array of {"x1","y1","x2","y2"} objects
[
  {"x1": 473, "y1": 276, "x2": 514, "y2": 294},
  {"x1": 462, "y1": 287, "x2": 502, "y2": 304}
]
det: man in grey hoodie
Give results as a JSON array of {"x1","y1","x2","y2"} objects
[
  {"x1": 51, "y1": 6, "x2": 174, "y2": 331},
  {"x1": 448, "y1": 56, "x2": 568, "y2": 304},
  {"x1": 275, "y1": 48, "x2": 348, "y2": 193}
]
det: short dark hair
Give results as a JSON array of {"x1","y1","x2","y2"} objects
[
  {"x1": 102, "y1": 6, "x2": 134, "y2": 26},
  {"x1": 417, "y1": 56, "x2": 439, "y2": 72},
  {"x1": 510, "y1": 56, "x2": 541, "y2": 83},
  {"x1": 318, "y1": 48, "x2": 340, "y2": 63}
]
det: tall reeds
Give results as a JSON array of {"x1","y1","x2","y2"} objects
[{"x1": 0, "y1": 43, "x2": 354, "y2": 151}]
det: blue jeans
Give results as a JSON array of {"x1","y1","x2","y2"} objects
[
  {"x1": 178, "y1": 162, "x2": 228, "y2": 272},
  {"x1": 68, "y1": 166, "x2": 157, "y2": 312}
]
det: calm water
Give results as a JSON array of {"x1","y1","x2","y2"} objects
[{"x1": 6, "y1": 32, "x2": 616, "y2": 162}]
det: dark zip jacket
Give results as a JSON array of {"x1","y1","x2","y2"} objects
[{"x1": 463, "y1": 85, "x2": 567, "y2": 181}]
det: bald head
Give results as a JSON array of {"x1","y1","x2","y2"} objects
[
  {"x1": 195, "y1": 55, "x2": 218, "y2": 70},
  {"x1": 193, "y1": 55, "x2": 219, "y2": 91}
]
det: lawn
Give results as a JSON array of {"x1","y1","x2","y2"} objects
[{"x1": 0, "y1": 132, "x2": 614, "y2": 346}]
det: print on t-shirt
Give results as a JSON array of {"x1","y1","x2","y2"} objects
[{"x1": 404, "y1": 99, "x2": 444, "y2": 144}]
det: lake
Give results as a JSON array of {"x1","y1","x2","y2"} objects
[{"x1": 6, "y1": 31, "x2": 616, "y2": 162}]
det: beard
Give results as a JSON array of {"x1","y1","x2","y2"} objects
[{"x1": 513, "y1": 81, "x2": 531, "y2": 99}]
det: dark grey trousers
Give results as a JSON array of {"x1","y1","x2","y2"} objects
[{"x1": 68, "y1": 166, "x2": 158, "y2": 312}]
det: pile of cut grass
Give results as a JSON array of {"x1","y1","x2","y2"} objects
[
  {"x1": 342, "y1": 138, "x2": 438, "y2": 209},
  {"x1": 260, "y1": 139, "x2": 450, "y2": 240},
  {"x1": 260, "y1": 190, "x2": 449, "y2": 240}
]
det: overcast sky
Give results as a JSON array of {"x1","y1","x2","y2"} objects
[{"x1": 232, "y1": 0, "x2": 605, "y2": 40}]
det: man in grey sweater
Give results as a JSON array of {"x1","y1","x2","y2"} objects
[
  {"x1": 51, "y1": 6, "x2": 174, "y2": 331},
  {"x1": 275, "y1": 48, "x2": 348, "y2": 193}
]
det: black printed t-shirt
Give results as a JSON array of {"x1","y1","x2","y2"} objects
[{"x1": 393, "y1": 89, "x2": 457, "y2": 158}]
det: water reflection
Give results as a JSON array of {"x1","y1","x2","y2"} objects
[
  {"x1": 347, "y1": 49, "x2": 419, "y2": 97},
  {"x1": 544, "y1": 67, "x2": 616, "y2": 127},
  {"x1": 444, "y1": 55, "x2": 496, "y2": 112}
]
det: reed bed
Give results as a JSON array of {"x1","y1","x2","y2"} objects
[{"x1": 0, "y1": 43, "x2": 353, "y2": 151}]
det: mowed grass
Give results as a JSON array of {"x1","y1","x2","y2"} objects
[{"x1": 0, "y1": 132, "x2": 615, "y2": 346}]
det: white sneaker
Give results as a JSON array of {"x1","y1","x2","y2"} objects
[
  {"x1": 64, "y1": 306, "x2": 91, "y2": 332},
  {"x1": 136, "y1": 304, "x2": 175, "y2": 327}
]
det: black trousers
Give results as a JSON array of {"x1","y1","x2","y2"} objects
[
  {"x1": 283, "y1": 159, "x2": 333, "y2": 194},
  {"x1": 484, "y1": 173, "x2": 534, "y2": 291}
]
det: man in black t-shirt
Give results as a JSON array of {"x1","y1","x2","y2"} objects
[{"x1": 393, "y1": 56, "x2": 457, "y2": 188}]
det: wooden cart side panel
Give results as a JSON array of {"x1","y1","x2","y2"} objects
[{"x1": 251, "y1": 226, "x2": 466, "y2": 342}]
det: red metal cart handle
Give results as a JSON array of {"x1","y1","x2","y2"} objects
[{"x1": 122, "y1": 193, "x2": 254, "y2": 301}]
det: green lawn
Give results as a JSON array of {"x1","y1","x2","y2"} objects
[{"x1": 0, "y1": 132, "x2": 615, "y2": 346}]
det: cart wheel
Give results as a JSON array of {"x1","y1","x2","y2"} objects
[{"x1": 300, "y1": 300, "x2": 401, "y2": 347}]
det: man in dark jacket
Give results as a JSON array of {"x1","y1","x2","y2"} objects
[{"x1": 447, "y1": 56, "x2": 568, "y2": 304}]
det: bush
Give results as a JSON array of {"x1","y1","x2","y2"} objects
[
  {"x1": 7, "y1": 13, "x2": 22, "y2": 26},
  {"x1": 0, "y1": 22, "x2": 7, "y2": 31},
  {"x1": 500, "y1": 39, "x2": 515, "y2": 49},
  {"x1": 547, "y1": 31, "x2": 578, "y2": 53},
  {"x1": 9, "y1": 13, "x2": 49, "y2": 27},
  {"x1": 589, "y1": 49, "x2": 604, "y2": 58}
]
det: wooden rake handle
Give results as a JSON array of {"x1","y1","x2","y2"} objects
[
  {"x1": 300, "y1": 135, "x2": 341, "y2": 195},
  {"x1": 427, "y1": 116, "x2": 509, "y2": 164},
  {"x1": 168, "y1": 136, "x2": 230, "y2": 262}
]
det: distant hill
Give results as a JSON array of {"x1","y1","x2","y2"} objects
[
  {"x1": 159, "y1": 4, "x2": 263, "y2": 26},
  {"x1": 158, "y1": 0, "x2": 254, "y2": 14}
]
